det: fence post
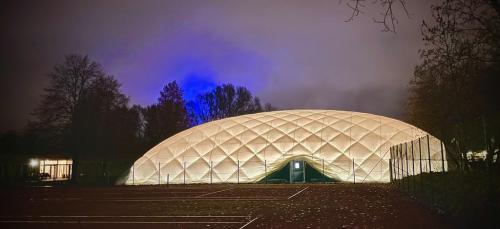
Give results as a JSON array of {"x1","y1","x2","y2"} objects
[
  {"x1": 394, "y1": 147, "x2": 398, "y2": 182},
  {"x1": 405, "y1": 142, "x2": 410, "y2": 192},
  {"x1": 237, "y1": 160, "x2": 240, "y2": 184},
  {"x1": 427, "y1": 135, "x2": 432, "y2": 172},
  {"x1": 397, "y1": 145, "x2": 401, "y2": 187},
  {"x1": 101, "y1": 161, "x2": 106, "y2": 185},
  {"x1": 427, "y1": 135, "x2": 434, "y2": 204},
  {"x1": 395, "y1": 146, "x2": 400, "y2": 185},
  {"x1": 390, "y1": 147, "x2": 394, "y2": 183},
  {"x1": 392, "y1": 147, "x2": 396, "y2": 182},
  {"x1": 390, "y1": 147, "x2": 394, "y2": 181},
  {"x1": 440, "y1": 140, "x2": 445, "y2": 173},
  {"x1": 397, "y1": 146, "x2": 400, "y2": 187},
  {"x1": 395, "y1": 146, "x2": 400, "y2": 187},
  {"x1": 158, "y1": 162, "x2": 161, "y2": 185},
  {"x1": 441, "y1": 140, "x2": 447, "y2": 209},
  {"x1": 352, "y1": 159, "x2": 356, "y2": 184},
  {"x1": 303, "y1": 161, "x2": 306, "y2": 182},
  {"x1": 388, "y1": 147, "x2": 391, "y2": 181},
  {"x1": 167, "y1": 174, "x2": 169, "y2": 186},
  {"x1": 418, "y1": 137, "x2": 423, "y2": 193},
  {"x1": 264, "y1": 160, "x2": 268, "y2": 184},
  {"x1": 400, "y1": 144, "x2": 404, "y2": 188},
  {"x1": 398, "y1": 144, "x2": 403, "y2": 188},
  {"x1": 389, "y1": 158, "x2": 393, "y2": 182},
  {"x1": 210, "y1": 161, "x2": 213, "y2": 184},
  {"x1": 322, "y1": 159, "x2": 325, "y2": 183},
  {"x1": 411, "y1": 141, "x2": 416, "y2": 196}
]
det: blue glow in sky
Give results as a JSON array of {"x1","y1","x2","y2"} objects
[{"x1": 180, "y1": 73, "x2": 217, "y2": 101}]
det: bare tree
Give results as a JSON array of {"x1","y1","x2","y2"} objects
[
  {"x1": 343, "y1": 0, "x2": 410, "y2": 32},
  {"x1": 32, "y1": 55, "x2": 103, "y2": 132},
  {"x1": 407, "y1": 0, "x2": 500, "y2": 169},
  {"x1": 345, "y1": 0, "x2": 500, "y2": 33},
  {"x1": 189, "y1": 84, "x2": 271, "y2": 124},
  {"x1": 31, "y1": 54, "x2": 142, "y2": 183}
]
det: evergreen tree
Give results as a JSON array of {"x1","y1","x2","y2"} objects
[{"x1": 143, "y1": 81, "x2": 190, "y2": 147}]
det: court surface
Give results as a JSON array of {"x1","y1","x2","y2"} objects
[{"x1": 0, "y1": 183, "x2": 452, "y2": 228}]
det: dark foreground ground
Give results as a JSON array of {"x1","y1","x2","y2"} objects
[{"x1": 0, "y1": 183, "x2": 452, "y2": 228}]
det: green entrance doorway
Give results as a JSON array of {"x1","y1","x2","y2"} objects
[
  {"x1": 261, "y1": 160, "x2": 335, "y2": 183},
  {"x1": 290, "y1": 160, "x2": 305, "y2": 183}
]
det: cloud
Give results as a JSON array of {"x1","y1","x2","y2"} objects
[{"x1": 0, "y1": 0, "x2": 433, "y2": 131}]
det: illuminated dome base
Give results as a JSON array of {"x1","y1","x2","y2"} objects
[{"x1": 119, "y1": 110, "x2": 446, "y2": 184}]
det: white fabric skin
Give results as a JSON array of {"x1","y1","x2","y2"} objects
[{"x1": 120, "y1": 110, "x2": 446, "y2": 185}]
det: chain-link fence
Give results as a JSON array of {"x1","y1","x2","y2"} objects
[
  {"x1": 125, "y1": 153, "x2": 393, "y2": 185},
  {"x1": 389, "y1": 134, "x2": 499, "y2": 227},
  {"x1": 389, "y1": 135, "x2": 448, "y2": 205}
]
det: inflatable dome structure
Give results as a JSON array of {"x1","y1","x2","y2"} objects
[{"x1": 120, "y1": 110, "x2": 446, "y2": 184}]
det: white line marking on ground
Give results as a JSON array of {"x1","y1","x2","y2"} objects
[
  {"x1": 0, "y1": 215, "x2": 248, "y2": 218},
  {"x1": 239, "y1": 217, "x2": 259, "y2": 229},
  {"x1": 33, "y1": 196, "x2": 282, "y2": 202},
  {"x1": 0, "y1": 220, "x2": 246, "y2": 224},
  {"x1": 196, "y1": 187, "x2": 234, "y2": 197},
  {"x1": 287, "y1": 186, "x2": 309, "y2": 200},
  {"x1": 102, "y1": 198, "x2": 279, "y2": 202},
  {"x1": 99, "y1": 191, "x2": 207, "y2": 194}
]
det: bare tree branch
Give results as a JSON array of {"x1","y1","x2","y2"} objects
[
  {"x1": 342, "y1": 0, "x2": 411, "y2": 33},
  {"x1": 345, "y1": 0, "x2": 365, "y2": 22}
]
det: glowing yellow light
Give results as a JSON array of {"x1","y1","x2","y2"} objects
[
  {"x1": 29, "y1": 159, "x2": 39, "y2": 167},
  {"x1": 122, "y1": 110, "x2": 447, "y2": 185}
]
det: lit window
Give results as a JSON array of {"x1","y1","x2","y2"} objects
[{"x1": 294, "y1": 162, "x2": 300, "y2": 169}]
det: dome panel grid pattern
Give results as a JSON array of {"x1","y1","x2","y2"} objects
[{"x1": 123, "y1": 110, "x2": 443, "y2": 184}]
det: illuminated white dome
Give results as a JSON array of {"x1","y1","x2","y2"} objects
[{"x1": 121, "y1": 110, "x2": 445, "y2": 184}]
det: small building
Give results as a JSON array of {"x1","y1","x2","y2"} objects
[
  {"x1": 31, "y1": 157, "x2": 73, "y2": 181},
  {"x1": 0, "y1": 154, "x2": 73, "y2": 184}
]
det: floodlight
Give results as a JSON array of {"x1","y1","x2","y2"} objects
[{"x1": 29, "y1": 159, "x2": 39, "y2": 167}]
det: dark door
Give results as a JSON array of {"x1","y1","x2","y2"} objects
[{"x1": 289, "y1": 160, "x2": 305, "y2": 183}]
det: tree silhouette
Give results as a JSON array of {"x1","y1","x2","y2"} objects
[
  {"x1": 142, "y1": 81, "x2": 190, "y2": 148},
  {"x1": 407, "y1": 0, "x2": 500, "y2": 166},
  {"x1": 30, "y1": 54, "x2": 141, "y2": 182},
  {"x1": 73, "y1": 75, "x2": 141, "y2": 160},
  {"x1": 189, "y1": 84, "x2": 270, "y2": 124}
]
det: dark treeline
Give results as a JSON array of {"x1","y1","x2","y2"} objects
[
  {"x1": 0, "y1": 54, "x2": 275, "y2": 182},
  {"x1": 405, "y1": 0, "x2": 499, "y2": 226},
  {"x1": 406, "y1": 0, "x2": 500, "y2": 173},
  {"x1": 187, "y1": 84, "x2": 275, "y2": 125}
]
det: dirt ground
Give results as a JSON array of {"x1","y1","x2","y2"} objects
[{"x1": 0, "y1": 183, "x2": 453, "y2": 228}]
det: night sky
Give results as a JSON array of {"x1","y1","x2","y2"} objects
[{"x1": 0, "y1": 0, "x2": 434, "y2": 132}]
